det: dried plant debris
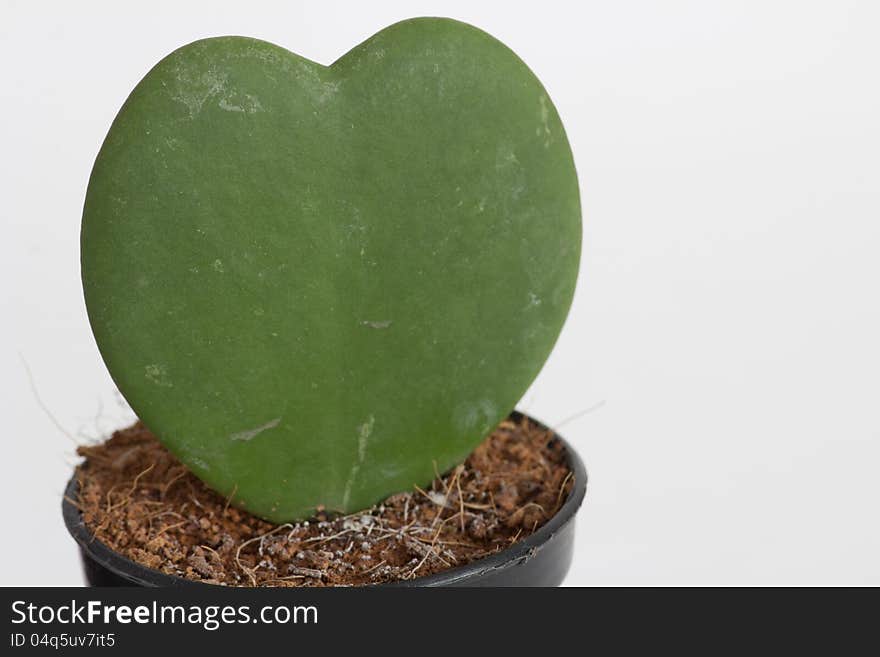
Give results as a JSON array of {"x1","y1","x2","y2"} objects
[{"x1": 74, "y1": 416, "x2": 574, "y2": 586}]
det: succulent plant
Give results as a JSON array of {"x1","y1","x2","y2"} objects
[{"x1": 81, "y1": 17, "x2": 580, "y2": 522}]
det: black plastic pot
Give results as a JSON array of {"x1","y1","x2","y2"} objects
[{"x1": 63, "y1": 411, "x2": 586, "y2": 587}]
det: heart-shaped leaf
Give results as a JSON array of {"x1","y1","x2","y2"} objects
[{"x1": 82, "y1": 18, "x2": 581, "y2": 521}]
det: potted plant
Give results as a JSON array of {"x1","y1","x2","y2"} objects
[{"x1": 64, "y1": 17, "x2": 585, "y2": 587}]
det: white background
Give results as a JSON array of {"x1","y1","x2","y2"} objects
[{"x1": 2, "y1": 1, "x2": 878, "y2": 586}]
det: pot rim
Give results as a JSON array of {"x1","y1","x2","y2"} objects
[{"x1": 62, "y1": 410, "x2": 587, "y2": 587}]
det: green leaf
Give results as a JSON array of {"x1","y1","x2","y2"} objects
[{"x1": 81, "y1": 18, "x2": 581, "y2": 521}]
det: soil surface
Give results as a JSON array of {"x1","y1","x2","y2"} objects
[{"x1": 73, "y1": 415, "x2": 573, "y2": 586}]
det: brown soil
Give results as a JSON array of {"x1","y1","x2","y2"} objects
[{"x1": 73, "y1": 415, "x2": 573, "y2": 586}]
